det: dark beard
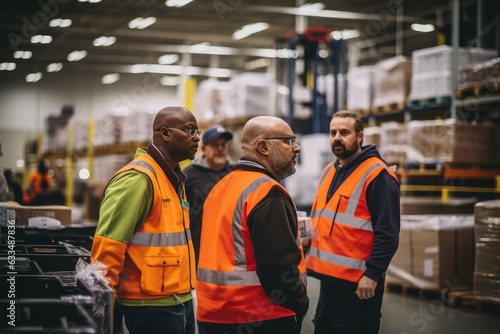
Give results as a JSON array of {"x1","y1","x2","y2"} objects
[{"x1": 332, "y1": 142, "x2": 359, "y2": 160}]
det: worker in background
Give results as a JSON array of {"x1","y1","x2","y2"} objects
[
  {"x1": 91, "y1": 106, "x2": 198, "y2": 334},
  {"x1": 183, "y1": 124, "x2": 233, "y2": 266},
  {"x1": 0, "y1": 142, "x2": 7, "y2": 202},
  {"x1": 305, "y1": 110, "x2": 400, "y2": 334},
  {"x1": 196, "y1": 116, "x2": 309, "y2": 334},
  {"x1": 23, "y1": 159, "x2": 53, "y2": 205},
  {"x1": 4, "y1": 169, "x2": 24, "y2": 204}
]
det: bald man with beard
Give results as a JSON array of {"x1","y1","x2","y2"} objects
[{"x1": 196, "y1": 116, "x2": 309, "y2": 334}]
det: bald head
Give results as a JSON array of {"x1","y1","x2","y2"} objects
[
  {"x1": 241, "y1": 116, "x2": 291, "y2": 154},
  {"x1": 240, "y1": 116, "x2": 300, "y2": 180},
  {"x1": 153, "y1": 106, "x2": 194, "y2": 131}
]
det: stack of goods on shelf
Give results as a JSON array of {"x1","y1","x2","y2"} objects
[
  {"x1": 69, "y1": 116, "x2": 89, "y2": 152},
  {"x1": 387, "y1": 214, "x2": 475, "y2": 290},
  {"x1": 121, "y1": 110, "x2": 156, "y2": 143},
  {"x1": 473, "y1": 200, "x2": 500, "y2": 300},
  {"x1": 406, "y1": 119, "x2": 496, "y2": 164},
  {"x1": 93, "y1": 113, "x2": 124, "y2": 147},
  {"x1": 228, "y1": 73, "x2": 272, "y2": 119},
  {"x1": 459, "y1": 57, "x2": 500, "y2": 97},
  {"x1": 194, "y1": 79, "x2": 232, "y2": 124},
  {"x1": 363, "y1": 126, "x2": 380, "y2": 148},
  {"x1": 317, "y1": 73, "x2": 346, "y2": 113},
  {"x1": 346, "y1": 65, "x2": 375, "y2": 117},
  {"x1": 285, "y1": 133, "x2": 334, "y2": 208},
  {"x1": 408, "y1": 45, "x2": 497, "y2": 108},
  {"x1": 372, "y1": 56, "x2": 412, "y2": 115},
  {"x1": 378, "y1": 121, "x2": 407, "y2": 166}
]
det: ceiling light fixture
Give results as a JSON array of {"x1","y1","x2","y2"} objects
[
  {"x1": 188, "y1": 42, "x2": 211, "y2": 52},
  {"x1": 30, "y1": 35, "x2": 52, "y2": 44},
  {"x1": 0, "y1": 62, "x2": 16, "y2": 71},
  {"x1": 158, "y1": 54, "x2": 179, "y2": 65},
  {"x1": 165, "y1": 0, "x2": 195, "y2": 7},
  {"x1": 331, "y1": 29, "x2": 360, "y2": 40},
  {"x1": 296, "y1": 2, "x2": 325, "y2": 15},
  {"x1": 13, "y1": 51, "x2": 32, "y2": 59},
  {"x1": 26, "y1": 72, "x2": 43, "y2": 83},
  {"x1": 93, "y1": 36, "x2": 117, "y2": 47},
  {"x1": 102, "y1": 73, "x2": 120, "y2": 84},
  {"x1": 411, "y1": 23, "x2": 435, "y2": 33},
  {"x1": 128, "y1": 17, "x2": 157, "y2": 30},
  {"x1": 67, "y1": 50, "x2": 87, "y2": 61},
  {"x1": 78, "y1": 0, "x2": 102, "y2": 3},
  {"x1": 47, "y1": 63, "x2": 63, "y2": 72},
  {"x1": 232, "y1": 22, "x2": 269, "y2": 41},
  {"x1": 49, "y1": 19, "x2": 72, "y2": 27}
]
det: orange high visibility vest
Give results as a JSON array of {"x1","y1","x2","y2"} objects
[
  {"x1": 306, "y1": 157, "x2": 398, "y2": 283},
  {"x1": 196, "y1": 170, "x2": 307, "y2": 323},
  {"x1": 91, "y1": 153, "x2": 196, "y2": 299}
]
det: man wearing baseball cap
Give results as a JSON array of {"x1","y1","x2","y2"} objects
[{"x1": 183, "y1": 125, "x2": 234, "y2": 266}]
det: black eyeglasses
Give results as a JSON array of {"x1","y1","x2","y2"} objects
[
  {"x1": 263, "y1": 136, "x2": 298, "y2": 148},
  {"x1": 161, "y1": 127, "x2": 201, "y2": 138}
]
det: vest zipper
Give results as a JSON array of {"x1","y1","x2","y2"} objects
[{"x1": 329, "y1": 194, "x2": 348, "y2": 236}]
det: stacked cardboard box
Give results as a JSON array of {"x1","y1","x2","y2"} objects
[
  {"x1": 1, "y1": 203, "x2": 72, "y2": 226},
  {"x1": 379, "y1": 122, "x2": 407, "y2": 165},
  {"x1": 372, "y1": 56, "x2": 412, "y2": 109},
  {"x1": 406, "y1": 119, "x2": 496, "y2": 164},
  {"x1": 347, "y1": 65, "x2": 375, "y2": 112},
  {"x1": 474, "y1": 200, "x2": 500, "y2": 300},
  {"x1": 387, "y1": 215, "x2": 475, "y2": 290}
]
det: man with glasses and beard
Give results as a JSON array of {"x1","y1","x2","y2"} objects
[
  {"x1": 196, "y1": 116, "x2": 309, "y2": 334},
  {"x1": 306, "y1": 110, "x2": 400, "y2": 334}
]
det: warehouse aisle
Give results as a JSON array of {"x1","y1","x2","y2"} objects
[{"x1": 302, "y1": 277, "x2": 500, "y2": 334}]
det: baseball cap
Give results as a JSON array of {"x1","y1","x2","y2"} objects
[{"x1": 202, "y1": 125, "x2": 233, "y2": 145}]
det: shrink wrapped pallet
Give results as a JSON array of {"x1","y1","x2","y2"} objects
[
  {"x1": 406, "y1": 119, "x2": 496, "y2": 164},
  {"x1": 317, "y1": 73, "x2": 346, "y2": 112},
  {"x1": 120, "y1": 110, "x2": 156, "y2": 143},
  {"x1": 363, "y1": 126, "x2": 380, "y2": 148},
  {"x1": 379, "y1": 122, "x2": 407, "y2": 165},
  {"x1": 228, "y1": 73, "x2": 272, "y2": 118},
  {"x1": 93, "y1": 114, "x2": 124, "y2": 146},
  {"x1": 474, "y1": 200, "x2": 500, "y2": 301},
  {"x1": 372, "y1": 56, "x2": 412, "y2": 108},
  {"x1": 410, "y1": 46, "x2": 497, "y2": 100},
  {"x1": 460, "y1": 57, "x2": 500, "y2": 86},
  {"x1": 346, "y1": 65, "x2": 374, "y2": 112},
  {"x1": 194, "y1": 79, "x2": 232, "y2": 123}
]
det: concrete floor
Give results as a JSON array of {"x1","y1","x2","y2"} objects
[{"x1": 302, "y1": 277, "x2": 500, "y2": 334}]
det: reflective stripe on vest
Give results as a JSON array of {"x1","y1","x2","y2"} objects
[
  {"x1": 130, "y1": 230, "x2": 191, "y2": 247},
  {"x1": 198, "y1": 176, "x2": 271, "y2": 286},
  {"x1": 309, "y1": 162, "x2": 385, "y2": 271}
]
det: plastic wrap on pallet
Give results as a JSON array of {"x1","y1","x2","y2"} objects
[
  {"x1": 347, "y1": 65, "x2": 374, "y2": 111},
  {"x1": 94, "y1": 113, "x2": 124, "y2": 146},
  {"x1": 194, "y1": 79, "x2": 232, "y2": 123},
  {"x1": 363, "y1": 126, "x2": 380, "y2": 148},
  {"x1": 317, "y1": 73, "x2": 346, "y2": 112},
  {"x1": 460, "y1": 57, "x2": 500, "y2": 87},
  {"x1": 121, "y1": 110, "x2": 156, "y2": 143},
  {"x1": 386, "y1": 214, "x2": 475, "y2": 290},
  {"x1": 76, "y1": 259, "x2": 114, "y2": 334},
  {"x1": 69, "y1": 116, "x2": 89, "y2": 152},
  {"x1": 378, "y1": 122, "x2": 407, "y2": 165},
  {"x1": 474, "y1": 200, "x2": 500, "y2": 301},
  {"x1": 228, "y1": 73, "x2": 272, "y2": 118},
  {"x1": 409, "y1": 46, "x2": 497, "y2": 100},
  {"x1": 372, "y1": 56, "x2": 412, "y2": 108},
  {"x1": 406, "y1": 119, "x2": 496, "y2": 164}
]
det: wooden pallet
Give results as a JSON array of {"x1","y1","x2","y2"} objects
[
  {"x1": 351, "y1": 108, "x2": 371, "y2": 118},
  {"x1": 447, "y1": 290, "x2": 500, "y2": 315},
  {"x1": 371, "y1": 102, "x2": 405, "y2": 115},
  {"x1": 456, "y1": 81, "x2": 500, "y2": 99},
  {"x1": 385, "y1": 282, "x2": 443, "y2": 301},
  {"x1": 407, "y1": 96, "x2": 452, "y2": 110}
]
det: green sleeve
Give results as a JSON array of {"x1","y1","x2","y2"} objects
[{"x1": 94, "y1": 170, "x2": 154, "y2": 244}]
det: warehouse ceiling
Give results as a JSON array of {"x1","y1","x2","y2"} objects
[{"x1": 0, "y1": 0, "x2": 490, "y2": 80}]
